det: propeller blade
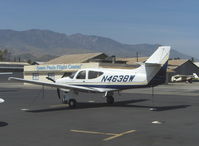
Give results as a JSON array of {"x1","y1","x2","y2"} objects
[
  {"x1": 46, "y1": 77, "x2": 60, "y2": 99},
  {"x1": 46, "y1": 77, "x2": 55, "y2": 83},
  {"x1": 57, "y1": 88, "x2": 61, "y2": 99}
]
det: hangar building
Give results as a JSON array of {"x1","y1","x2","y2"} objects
[
  {"x1": 0, "y1": 62, "x2": 29, "y2": 82},
  {"x1": 118, "y1": 57, "x2": 199, "y2": 82},
  {"x1": 168, "y1": 59, "x2": 199, "y2": 80},
  {"x1": 24, "y1": 52, "x2": 199, "y2": 83},
  {"x1": 24, "y1": 53, "x2": 129, "y2": 82}
]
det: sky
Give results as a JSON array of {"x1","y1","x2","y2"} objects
[{"x1": 0, "y1": 0, "x2": 198, "y2": 58}]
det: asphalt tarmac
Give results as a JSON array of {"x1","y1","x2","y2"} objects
[{"x1": 0, "y1": 83, "x2": 199, "y2": 146}]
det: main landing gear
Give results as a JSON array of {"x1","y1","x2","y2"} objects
[
  {"x1": 106, "y1": 96, "x2": 114, "y2": 104},
  {"x1": 61, "y1": 91, "x2": 115, "y2": 108},
  {"x1": 105, "y1": 92, "x2": 114, "y2": 104},
  {"x1": 68, "y1": 99, "x2": 77, "y2": 108},
  {"x1": 62, "y1": 97, "x2": 77, "y2": 108}
]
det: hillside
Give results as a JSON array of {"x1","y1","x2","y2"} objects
[{"x1": 0, "y1": 29, "x2": 193, "y2": 61}]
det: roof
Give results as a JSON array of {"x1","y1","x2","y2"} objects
[
  {"x1": 118, "y1": 57, "x2": 188, "y2": 66},
  {"x1": 0, "y1": 62, "x2": 29, "y2": 65},
  {"x1": 31, "y1": 61, "x2": 45, "y2": 65},
  {"x1": 168, "y1": 59, "x2": 188, "y2": 66},
  {"x1": 117, "y1": 57, "x2": 190, "y2": 72},
  {"x1": 194, "y1": 62, "x2": 199, "y2": 67},
  {"x1": 45, "y1": 52, "x2": 107, "y2": 64},
  {"x1": 117, "y1": 57, "x2": 148, "y2": 65},
  {"x1": 168, "y1": 59, "x2": 188, "y2": 70}
]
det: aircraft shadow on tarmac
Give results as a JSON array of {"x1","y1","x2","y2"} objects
[
  {"x1": 0, "y1": 121, "x2": 8, "y2": 127},
  {"x1": 26, "y1": 99, "x2": 191, "y2": 113}
]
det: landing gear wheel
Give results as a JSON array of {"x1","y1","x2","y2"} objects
[
  {"x1": 106, "y1": 96, "x2": 114, "y2": 104},
  {"x1": 69, "y1": 99, "x2": 77, "y2": 108},
  {"x1": 188, "y1": 79, "x2": 192, "y2": 83}
]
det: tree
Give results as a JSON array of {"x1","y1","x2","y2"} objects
[
  {"x1": 27, "y1": 59, "x2": 32, "y2": 64},
  {"x1": 0, "y1": 50, "x2": 3, "y2": 61},
  {"x1": 0, "y1": 49, "x2": 12, "y2": 61}
]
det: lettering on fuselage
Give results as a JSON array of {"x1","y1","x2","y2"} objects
[{"x1": 101, "y1": 75, "x2": 135, "y2": 82}]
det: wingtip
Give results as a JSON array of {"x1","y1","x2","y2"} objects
[{"x1": 8, "y1": 77, "x2": 14, "y2": 81}]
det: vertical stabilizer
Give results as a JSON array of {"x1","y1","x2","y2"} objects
[
  {"x1": 137, "y1": 46, "x2": 171, "y2": 87},
  {"x1": 145, "y1": 46, "x2": 171, "y2": 65}
]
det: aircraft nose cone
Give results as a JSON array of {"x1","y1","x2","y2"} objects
[
  {"x1": 55, "y1": 78, "x2": 65, "y2": 84},
  {"x1": 55, "y1": 79, "x2": 61, "y2": 83}
]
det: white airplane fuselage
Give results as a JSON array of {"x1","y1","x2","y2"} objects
[
  {"x1": 56, "y1": 57, "x2": 168, "y2": 93},
  {"x1": 56, "y1": 68, "x2": 148, "y2": 92}
]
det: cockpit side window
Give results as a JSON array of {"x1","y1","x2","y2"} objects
[
  {"x1": 88, "y1": 71, "x2": 103, "y2": 79},
  {"x1": 76, "y1": 70, "x2": 86, "y2": 79}
]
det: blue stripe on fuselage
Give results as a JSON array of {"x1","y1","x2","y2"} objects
[{"x1": 73, "y1": 84, "x2": 147, "y2": 90}]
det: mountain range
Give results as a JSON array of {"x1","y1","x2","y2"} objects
[{"x1": 0, "y1": 29, "x2": 193, "y2": 61}]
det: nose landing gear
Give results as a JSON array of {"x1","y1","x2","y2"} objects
[
  {"x1": 62, "y1": 92, "x2": 77, "y2": 108},
  {"x1": 106, "y1": 96, "x2": 114, "y2": 104},
  {"x1": 105, "y1": 91, "x2": 114, "y2": 104},
  {"x1": 68, "y1": 99, "x2": 77, "y2": 108}
]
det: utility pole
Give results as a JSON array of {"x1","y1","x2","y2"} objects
[{"x1": 136, "y1": 52, "x2": 138, "y2": 62}]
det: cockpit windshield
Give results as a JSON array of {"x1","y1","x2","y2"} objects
[
  {"x1": 69, "y1": 71, "x2": 77, "y2": 79},
  {"x1": 76, "y1": 70, "x2": 86, "y2": 79}
]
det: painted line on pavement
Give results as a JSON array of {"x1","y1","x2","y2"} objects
[{"x1": 70, "y1": 129, "x2": 136, "y2": 141}]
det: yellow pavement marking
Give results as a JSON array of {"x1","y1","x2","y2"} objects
[
  {"x1": 70, "y1": 130, "x2": 116, "y2": 136},
  {"x1": 70, "y1": 129, "x2": 136, "y2": 141},
  {"x1": 103, "y1": 130, "x2": 136, "y2": 141},
  {"x1": 50, "y1": 104, "x2": 68, "y2": 108}
]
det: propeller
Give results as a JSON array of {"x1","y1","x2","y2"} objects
[
  {"x1": 46, "y1": 77, "x2": 55, "y2": 83},
  {"x1": 57, "y1": 88, "x2": 61, "y2": 99},
  {"x1": 46, "y1": 77, "x2": 61, "y2": 99}
]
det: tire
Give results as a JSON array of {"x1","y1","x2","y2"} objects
[
  {"x1": 188, "y1": 79, "x2": 192, "y2": 83},
  {"x1": 106, "y1": 96, "x2": 114, "y2": 104},
  {"x1": 69, "y1": 99, "x2": 77, "y2": 108}
]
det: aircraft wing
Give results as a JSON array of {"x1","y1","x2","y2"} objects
[{"x1": 8, "y1": 77, "x2": 102, "y2": 92}]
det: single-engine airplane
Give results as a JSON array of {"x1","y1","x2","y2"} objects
[
  {"x1": 9, "y1": 46, "x2": 171, "y2": 108},
  {"x1": 171, "y1": 73, "x2": 199, "y2": 83}
]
